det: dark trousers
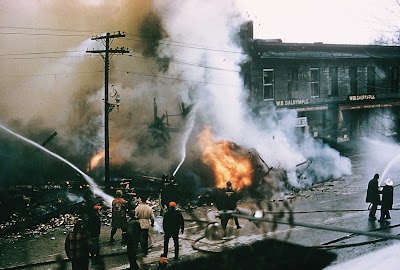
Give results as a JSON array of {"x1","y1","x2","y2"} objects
[
  {"x1": 70, "y1": 257, "x2": 89, "y2": 270},
  {"x1": 139, "y1": 229, "x2": 149, "y2": 253},
  {"x1": 127, "y1": 244, "x2": 139, "y2": 269},
  {"x1": 369, "y1": 203, "x2": 378, "y2": 218},
  {"x1": 163, "y1": 231, "x2": 179, "y2": 258},
  {"x1": 111, "y1": 227, "x2": 127, "y2": 242},
  {"x1": 221, "y1": 216, "x2": 240, "y2": 229},
  {"x1": 89, "y1": 236, "x2": 100, "y2": 256},
  {"x1": 380, "y1": 207, "x2": 391, "y2": 219}
]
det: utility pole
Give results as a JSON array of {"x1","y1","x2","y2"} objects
[{"x1": 87, "y1": 32, "x2": 129, "y2": 192}]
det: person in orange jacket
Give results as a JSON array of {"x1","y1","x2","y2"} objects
[{"x1": 110, "y1": 190, "x2": 128, "y2": 244}]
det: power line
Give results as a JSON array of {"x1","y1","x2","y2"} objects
[
  {"x1": 126, "y1": 53, "x2": 240, "y2": 73},
  {"x1": 0, "y1": 31, "x2": 88, "y2": 37},
  {"x1": 0, "y1": 50, "x2": 83, "y2": 57},
  {"x1": 0, "y1": 50, "x2": 240, "y2": 74},
  {"x1": 0, "y1": 29, "x2": 245, "y2": 55},
  {"x1": 114, "y1": 70, "x2": 242, "y2": 88},
  {"x1": 0, "y1": 25, "x2": 99, "y2": 33},
  {"x1": 0, "y1": 69, "x2": 242, "y2": 88},
  {"x1": 0, "y1": 25, "x2": 246, "y2": 56},
  {"x1": 124, "y1": 36, "x2": 245, "y2": 55},
  {"x1": 0, "y1": 70, "x2": 103, "y2": 78},
  {"x1": 0, "y1": 55, "x2": 87, "y2": 61}
]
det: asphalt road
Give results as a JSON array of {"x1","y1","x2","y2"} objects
[{"x1": 2, "y1": 140, "x2": 400, "y2": 269}]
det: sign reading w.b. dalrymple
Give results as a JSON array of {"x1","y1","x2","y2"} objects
[
  {"x1": 276, "y1": 99, "x2": 310, "y2": 106},
  {"x1": 348, "y1": 94, "x2": 376, "y2": 101}
]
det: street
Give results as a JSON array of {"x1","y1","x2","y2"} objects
[{"x1": 1, "y1": 141, "x2": 400, "y2": 269}]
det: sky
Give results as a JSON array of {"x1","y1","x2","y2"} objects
[{"x1": 236, "y1": 0, "x2": 400, "y2": 44}]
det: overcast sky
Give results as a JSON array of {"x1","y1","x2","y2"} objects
[{"x1": 236, "y1": 0, "x2": 400, "y2": 44}]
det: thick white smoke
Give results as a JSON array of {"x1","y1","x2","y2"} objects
[
  {"x1": 0, "y1": 0, "x2": 351, "y2": 189},
  {"x1": 152, "y1": 0, "x2": 351, "y2": 187}
]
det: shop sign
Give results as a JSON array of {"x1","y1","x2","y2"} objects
[
  {"x1": 276, "y1": 99, "x2": 310, "y2": 106},
  {"x1": 296, "y1": 117, "x2": 308, "y2": 127},
  {"x1": 348, "y1": 94, "x2": 376, "y2": 101}
]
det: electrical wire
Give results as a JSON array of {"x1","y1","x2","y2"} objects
[
  {"x1": 114, "y1": 70, "x2": 243, "y2": 88},
  {"x1": 0, "y1": 25, "x2": 99, "y2": 33},
  {"x1": 126, "y1": 53, "x2": 240, "y2": 73},
  {"x1": 0, "y1": 31, "x2": 88, "y2": 37}
]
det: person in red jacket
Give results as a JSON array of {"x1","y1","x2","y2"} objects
[
  {"x1": 65, "y1": 219, "x2": 90, "y2": 270},
  {"x1": 161, "y1": 201, "x2": 184, "y2": 260},
  {"x1": 110, "y1": 190, "x2": 128, "y2": 244}
]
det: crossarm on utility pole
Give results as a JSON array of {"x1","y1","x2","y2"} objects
[{"x1": 86, "y1": 32, "x2": 129, "y2": 192}]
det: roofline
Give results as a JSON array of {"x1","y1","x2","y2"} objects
[{"x1": 253, "y1": 39, "x2": 400, "y2": 49}]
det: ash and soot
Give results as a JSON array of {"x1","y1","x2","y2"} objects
[{"x1": 0, "y1": 0, "x2": 351, "y2": 200}]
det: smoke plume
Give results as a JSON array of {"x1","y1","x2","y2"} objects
[{"x1": 0, "y1": 0, "x2": 351, "y2": 191}]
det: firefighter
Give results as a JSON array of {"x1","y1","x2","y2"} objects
[
  {"x1": 161, "y1": 201, "x2": 184, "y2": 260},
  {"x1": 160, "y1": 174, "x2": 171, "y2": 211},
  {"x1": 379, "y1": 177, "x2": 394, "y2": 222},
  {"x1": 126, "y1": 215, "x2": 141, "y2": 270},
  {"x1": 110, "y1": 189, "x2": 128, "y2": 244},
  {"x1": 366, "y1": 173, "x2": 380, "y2": 221},
  {"x1": 125, "y1": 188, "x2": 139, "y2": 214},
  {"x1": 87, "y1": 205, "x2": 102, "y2": 257},
  {"x1": 65, "y1": 219, "x2": 90, "y2": 270},
  {"x1": 161, "y1": 175, "x2": 179, "y2": 210},
  {"x1": 218, "y1": 181, "x2": 241, "y2": 235}
]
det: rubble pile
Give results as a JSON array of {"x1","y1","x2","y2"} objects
[
  {"x1": 0, "y1": 213, "x2": 78, "y2": 240},
  {"x1": 28, "y1": 213, "x2": 78, "y2": 235}
]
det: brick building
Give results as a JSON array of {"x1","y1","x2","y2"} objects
[{"x1": 244, "y1": 28, "x2": 400, "y2": 143}]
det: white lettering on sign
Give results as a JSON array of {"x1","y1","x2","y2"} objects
[
  {"x1": 348, "y1": 94, "x2": 376, "y2": 101},
  {"x1": 276, "y1": 99, "x2": 310, "y2": 106},
  {"x1": 297, "y1": 117, "x2": 307, "y2": 127}
]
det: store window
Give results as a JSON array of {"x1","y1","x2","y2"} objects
[
  {"x1": 263, "y1": 69, "x2": 274, "y2": 100},
  {"x1": 367, "y1": 67, "x2": 376, "y2": 94},
  {"x1": 329, "y1": 67, "x2": 338, "y2": 96},
  {"x1": 349, "y1": 67, "x2": 357, "y2": 95},
  {"x1": 288, "y1": 68, "x2": 298, "y2": 97},
  {"x1": 311, "y1": 68, "x2": 320, "y2": 97},
  {"x1": 391, "y1": 66, "x2": 399, "y2": 93}
]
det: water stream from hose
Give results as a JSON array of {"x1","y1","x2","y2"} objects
[
  {"x1": 0, "y1": 123, "x2": 113, "y2": 206},
  {"x1": 172, "y1": 106, "x2": 197, "y2": 176}
]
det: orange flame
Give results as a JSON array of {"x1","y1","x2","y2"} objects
[
  {"x1": 87, "y1": 150, "x2": 105, "y2": 172},
  {"x1": 198, "y1": 126, "x2": 253, "y2": 189},
  {"x1": 87, "y1": 142, "x2": 126, "y2": 172}
]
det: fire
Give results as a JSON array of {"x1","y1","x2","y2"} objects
[
  {"x1": 198, "y1": 126, "x2": 253, "y2": 189},
  {"x1": 87, "y1": 150, "x2": 105, "y2": 172},
  {"x1": 87, "y1": 142, "x2": 126, "y2": 172}
]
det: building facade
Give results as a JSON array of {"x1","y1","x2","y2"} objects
[{"x1": 246, "y1": 38, "x2": 400, "y2": 143}]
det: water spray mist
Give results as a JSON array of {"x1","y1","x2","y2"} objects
[
  {"x1": 172, "y1": 106, "x2": 197, "y2": 176},
  {"x1": 0, "y1": 123, "x2": 113, "y2": 206}
]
